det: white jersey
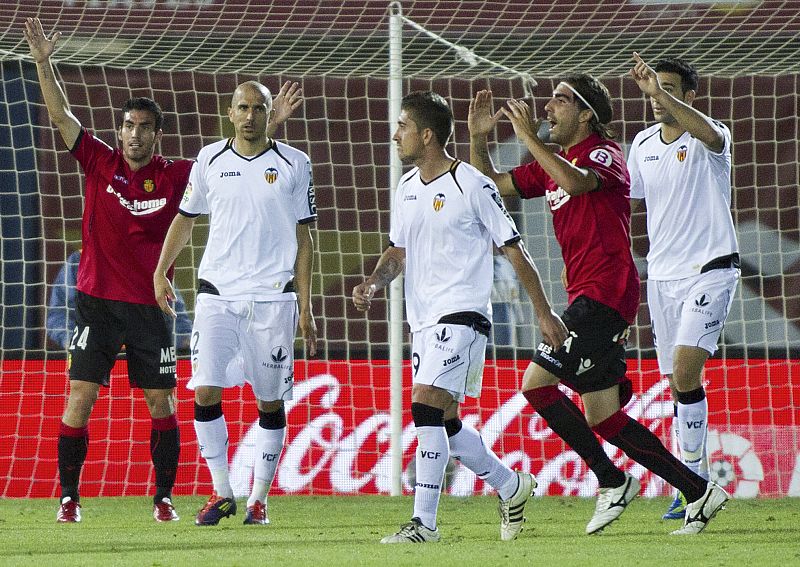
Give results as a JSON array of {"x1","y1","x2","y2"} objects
[
  {"x1": 389, "y1": 160, "x2": 521, "y2": 332},
  {"x1": 180, "y1": 138, "x2": 317, "y2": 300},
  {"x1": 628, "y1": 121, "x2": 738, "y2": 280}
]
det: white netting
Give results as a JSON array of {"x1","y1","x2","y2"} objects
[{"x1": 0, "y1": 1, "x2": 798, "y2": 499}]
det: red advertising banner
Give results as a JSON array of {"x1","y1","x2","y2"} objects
[{"x1": 1, "y1": 359, "x2": 798, "y2": 498}]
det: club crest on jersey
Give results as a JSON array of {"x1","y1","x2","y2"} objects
[
  {"x1": 589, "y1": 148, "x2": 612, "y2": 166},
  {"x1": 264, "y1": 167, "x2": 279, "y2": 184},
  {"x1": 433, "y1": 193, "x2": 446, "y2": 211},
  {"x1": 677, "y1": 145, "x2": 688, "y2": 162},
  {"x1": 143, "y1": 179, "x2": 155, "y2": 193}
]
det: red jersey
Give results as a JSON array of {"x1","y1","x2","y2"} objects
[
  {"x1": 71, "y1": 128, "x2": 193, "y2": 305},
  {"x1": 511, "y1": 133, "x2": 639, "y2": 323}
]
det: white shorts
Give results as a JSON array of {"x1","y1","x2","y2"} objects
[
  {"x1": 188, "y1": 294, "x2": 298, "y2": 401},
  {"x1": 647, "y1": 268, "x2": 739, "y2": 375},
  {"x1": 411, "y1": 322, "x2": 488, "y2": 402}
]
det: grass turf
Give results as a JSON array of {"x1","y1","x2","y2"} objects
[{"x1": 1, "y1": 495, "x2": 798, "y2": 566}]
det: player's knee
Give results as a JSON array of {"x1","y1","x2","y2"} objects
[
  {"x1": 142, "y1": 388, "x2": 176, "y2": 418},
  {"x1": 194, "y1": 385, "x2": 223, "y2": 406},
  {"x1": 411, "y1": 402, "x2": 444, "y2": 427}
]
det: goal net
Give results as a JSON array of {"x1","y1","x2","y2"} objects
[{"x1": 1, "y1": 0, "x2": 798, "y2": 500}]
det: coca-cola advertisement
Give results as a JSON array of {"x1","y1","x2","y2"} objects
[{"x1": 1, "y1": 358, "x2": 798, "y2": 498}]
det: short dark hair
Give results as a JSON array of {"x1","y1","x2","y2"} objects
[
  {"x1": 654, "y1": 58, "x2": 699, "y2": 94},
  {"x1": 121, "y1": 97, "x2": 164, "y2": 131},
  {"x1": 400, "y1": 91, "x2": 453, "y2": 147},
  {"x1": 562, "y1": 73, "x2": 615, "y2": 139}
]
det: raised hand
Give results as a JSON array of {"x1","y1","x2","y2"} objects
[
  {"x1": 500, "y1": 98, "x2": 542, "y2": 145},
  {"x1": 629, "y1": 52, "x2": 661, "y2": 97},
  {"x1": 23, "y1": 17, "x2": 60, "y2": 64},
  {"x1": 468, "y1": 90, "x2": 503, "y2": 137},
  {"x1": 271, "y1": 81, "x2": 302, "y2": 127}
]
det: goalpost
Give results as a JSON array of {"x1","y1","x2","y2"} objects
[{"x1": 0, "y1": 1, "x2": 798, "y2": 500}]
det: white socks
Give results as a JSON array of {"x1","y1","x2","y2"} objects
[
  {"x1": 194, "y1": 416, "x2": 234, "y2": 498},
  {"x1": 412, "y1": 426, "x2": 449, "y2": 530},
  {"x1": 248, "y1": 426, "x2": 286, "y2": 507},
  {"x1": 677, "y1": 397, "x2": 709, "y2": 479},
  {"x1": 448, "y1": 423, "x2": 517, "y2": 500}
]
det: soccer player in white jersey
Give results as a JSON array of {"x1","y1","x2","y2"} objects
[
  {"x1": 154, "y1": 81, "x2": 318, "y2": 526},
  {"x1": 352, "y1": 91, "x2": 568, "y2": 543},
  {"x1": 628, "y1": 54, "x2": 740, "y2": 520}
]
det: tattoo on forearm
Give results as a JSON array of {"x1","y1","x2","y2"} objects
[{"x1": 372, "y1": 255, "x2": 403, "y2": 287}]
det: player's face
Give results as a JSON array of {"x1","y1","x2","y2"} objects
[
  {"x1": 392, "y1": 110, "x2": 425, "y2": 165},
  {"x1": 543, "y1": 83, "x2": 586, "y2": 146},
  {"x1": 229, "y1": 87, "x2": 272, "y2": 142},
  {"x1": 118, "y1": 109, "x2": 161, "y2": 166},
  {"x1": 651, "y1": 71, "x2": 688, "y2": 125}
]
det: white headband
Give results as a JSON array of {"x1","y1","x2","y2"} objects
[{"x1": 559, "y1": 82, "x2": 600, "y2": 123}]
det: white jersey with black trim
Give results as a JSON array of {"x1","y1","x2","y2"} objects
[
  {"x1": 180, "y1": 138, "x2": 317, "y2": 300},
  {"x1": 628, "y1": 121, "x2": 738, "y2": 280},
  {"x1": 389, "y1": 160, "x2": 521, "y2": 332}
]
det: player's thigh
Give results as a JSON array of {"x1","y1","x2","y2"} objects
[
  {"x1": 124, "y1": 302, "x2": 179, "y2": 389},
  {"x1": 240, "y1": 300, "x2": 298, "y2": 402},
  {"x1": 532, "y1": 295, "x2": 629, "y2": 397},
  {"x1": 411, "y1": 322, "x2": 487, "y2": 403},
  {"x1": 68, "y1": 291, "x2": 125, "y2": 386},
  {"x1": 188, "y1": 295, "x2": 243, "y2": 390},
  {"x1": 675, "y1": 269, "x2": 739, "y2": 354},
  {"x1": 646, "y1": 278, "x2": 682, "y2": 376}
]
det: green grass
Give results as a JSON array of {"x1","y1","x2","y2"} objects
[{"x1": 1, "y1": 495, "x2": 798, "y2": 566}]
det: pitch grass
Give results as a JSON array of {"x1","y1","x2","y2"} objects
[{"x1": 1, "y1": 496, "x2": 798, "y2": 567}]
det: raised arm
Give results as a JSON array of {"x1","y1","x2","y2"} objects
[
  {"x1": 23, "y1": 17, "x2": 80, "y2": 150},
  {"x1": 352, "y1": 246, "x2": 406, "y2": 312},
  {"x1": 501, "y1": 99, "x2": 599, "y2": 196},
  {"x1": 501, "y1": 241, "x2": 568, "y2": 349},
  {"x1": 295, "y1": 223, "x2": 317, "y2": 357},
  {"x1": 267, "y1": 81, "x2": 302, "y2": 139},
  {"x1": 153, "y1": 214, "x2": 196, "y2": 317},
  {"x1": 629, "y1": 52, "x2": 724, "y2": 152},
  {"x1": 468, "y1": 90, "x2": 517, "y2": 197}
]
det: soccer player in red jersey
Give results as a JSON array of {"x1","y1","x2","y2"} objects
[
  {"x1": 468, "y1": 75, "x2": 728, "y2": 535},
  {"x1": 24, "y1": 17, "x2": 299, "y2": 524}
]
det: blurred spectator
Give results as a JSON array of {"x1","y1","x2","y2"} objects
[{"x1": 46, "y1": 249, "x2": 193, "y2": 351}]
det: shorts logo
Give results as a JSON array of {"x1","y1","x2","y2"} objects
[
  {"x1": 576, "y1": 357, "x2": 595, "y2": 376},
  {"x1": 265, "y1": 167, "x2": 278, "y2": 184},
  {"x1": 433, "y1": 193, "x2": 446, "y2": 211},
  {"x1": 143, "y1": 179, "x2": 155, "y2": 193},
  {"x1": 435, "y1": 327, "x2": 451, "y2": 343},
  {"x1": 677, "y1": 145, "x2": 688, "y2": 162},
  {"x1": 271, "y1": 346, "x2": 289, "y2": 363},
  {"x1": 695, "y1": 294, "x2": 711, "y2": 307}
]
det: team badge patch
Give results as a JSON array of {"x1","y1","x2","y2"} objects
[
  {"x1": 433, "y1": 193, "x2": 446, "y2": 211},
  {"x1": 143, "y1": 179, "x2": 155, "y2": 193},
  {"x1": 588, "y1": 149, "x2": 612, "y2": 166},
  {"x1": 181, "y1": 182, "x2": 193, "y2": 204},
  {"x1": 264, "y1": 167, "x2": 278, "y2": 184},
  {"x1": 677, "y1": 145, "x2": 688, "y2": 162}
]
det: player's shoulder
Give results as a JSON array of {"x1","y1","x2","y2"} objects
[
  {"x1": 452, "y1": 160, "x2": 496, "y2": 192},
  {"x1": 196, "y1": 138, "x2": 232, "y2": 163},
  {"x1": 631, "y1": 123, "x2": 662, "y2": 146},
  {"x1": 399, "y1": 167, "x2": 419, "y2": 186},
  {"x1": 272, "y1": 139, "x2": 310, "y2": 166}
]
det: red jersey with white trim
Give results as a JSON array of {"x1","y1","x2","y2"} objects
[
  {"x1": 511, "y1": 133, "x2": 639, "y2": 323},
  {"x1": 70, "y1": 128, "x2": 192, "y2": 305}
]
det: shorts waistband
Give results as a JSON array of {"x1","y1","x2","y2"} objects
[
  {"x1": 700, "y1": 253, "x2": 740, "y2": 273},
  {"x1": 437, "y1": 311, "x2": 491, "y2": 337}
]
